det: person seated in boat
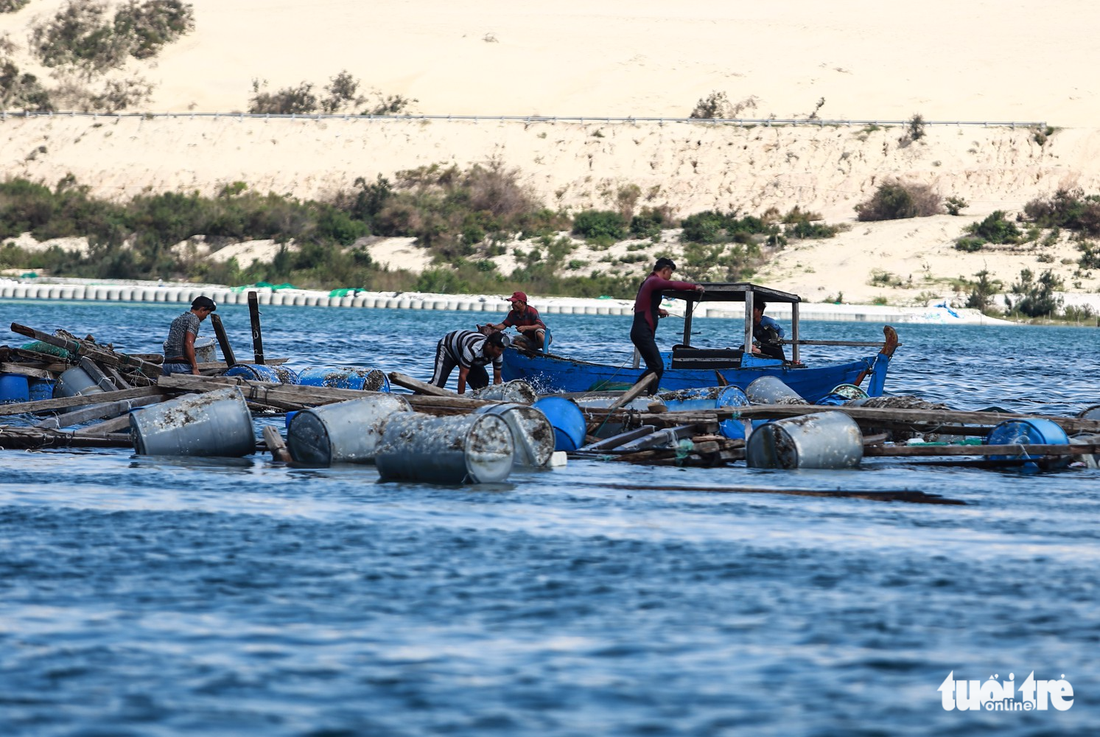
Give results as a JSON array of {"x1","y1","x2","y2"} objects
[
  {"x1": 429, "y1": 329, "x2": 507, "y2": 394},
  {"x1": 485, "y1": 291, "x2": 552, "y2": 354},
  {"x1": 161, "y1": 296, "x2": 217, "y2": 376},
  {"x1": 631, "y1": 257, "x2": 705, "y2": 394},
  {"x1": 751, "y1": 301, "x2": 786, "y2": 361}
]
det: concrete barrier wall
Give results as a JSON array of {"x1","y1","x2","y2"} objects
[{"x1": 1, "y1": 282, "x2": 945, "y2": 323}]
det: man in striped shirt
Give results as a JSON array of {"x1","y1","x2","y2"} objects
[{"x1": 430, "y1": 330, "x2": 507, "y2": 394}]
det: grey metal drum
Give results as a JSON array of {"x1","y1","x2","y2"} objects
[
  {"x1": 745, "y1": 375, "x2": 806, "y2": 405},
  {"x1": 286, "y1": 394, "x2": 412, "y2": 466},
  {"x1": 131, "y1": 386, "x2": 255, "y2": 457},
  {"x1": 474, "y1": 403, "x2": 555, "y2": 467},
  {"x1": 375, "y1": 413, "x2": 515, "y2": 484},
  {"x1": 55, "y1": 366, "x2": 106, "y2": 398},
  {"x1": 746, "y1": 411, "x2": 863, "y2": 469}
]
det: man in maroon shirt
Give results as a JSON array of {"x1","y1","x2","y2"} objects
[
  {"x1": 486, "y1": 291, "x2": 551, "y2": 353},
  {"x1": 631, "y1": 258, "x2": 704, "y2": 393}
]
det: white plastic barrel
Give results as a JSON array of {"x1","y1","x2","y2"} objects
[
  {"x1": 375, "y1": 413, "x2": 514, "y2": 484},
  {"x1": 287, "y1": 394, "x2": 412, "y2": 466},
  {"x1": 746, "y1": 376, "x2": 806, "y2": 405},
  {"x1": 130, "y1": 386, "x2": 255, "y2": 457},
  {"x1": 474, "y1": 403, "x2": 555, "y2": 467},
  {"x1": 746, "y1": 411, "x2": 863, "y2": 469},
  {"x1": 468, "y1": 380, "x2": 537, "y2": 405}
]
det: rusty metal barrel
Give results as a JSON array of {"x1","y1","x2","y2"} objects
[
  {"x1": 375, "y1": 413, "x2": 515, "y2": 484},
  {"x1": 131, "y1": 386, "x2": 255, "y2": 457},
  {"x1": 746, "y1": 411, "x2": 863, "y2": 469},
  {"x1": 286, "y1": 394, "x2": 412, "y2": 466}
]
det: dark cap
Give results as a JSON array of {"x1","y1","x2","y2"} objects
[
  {"x1": 485, "y1": 331, "x2": 507, "y2": 349},
  {"x1": 191, "y1": 296, "x2": 217, "y2": 311},
  {"x1": 654, "y1": 257, "x2": 676, "y2": 272}
]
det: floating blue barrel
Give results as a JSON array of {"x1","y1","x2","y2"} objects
[
  {"x1": 28, "y1": 378, "x2": 55, "y2": 401},
  {"x1": 296, "y1": 366, "x2": 389, "y2": 392},
  {"x1": 0, "y1": 374, "x2": 30, "y2": 404},
  {"x1": 816, "y1": 383, "x2": 870, "y2": 407},
  {"x1": 984, "y1": 418, "x2": 1070, "y2": 471},
  {"x1": 222, "y1": 363, "x2": 300, "y2": 384},
  {"x1": 532, "y1": 396, "x2": 586, "y2": 451},
  {"x1": 658, "y1": 386, "x2": 749, "y2": 439}
]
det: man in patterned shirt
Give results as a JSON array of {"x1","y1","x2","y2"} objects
[
  {"x1": 429, "y1": 330, "x2": 506, "y2": 394},
  {"x1": 486, "y1": 291, "x2": 551, "y2": 353},
  {"x1": 162, "y1": 296, "x2": 217, "y2": 376}
]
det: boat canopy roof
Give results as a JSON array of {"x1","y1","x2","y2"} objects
[{"x1": 663, "y1": 282, "x2": 801, "y2": 304}]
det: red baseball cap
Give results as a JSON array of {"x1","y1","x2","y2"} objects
[{"x1": 509, "y1": 291, "x2": 528, "y2": 303}]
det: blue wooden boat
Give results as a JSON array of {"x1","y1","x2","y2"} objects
[{"x1": 501, "y1": 283, "x2": 898, "y2": 403}]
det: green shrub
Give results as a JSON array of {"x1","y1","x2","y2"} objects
[
  {"x1": 248, "y1": 79, "x2": 318, "y2": 114},
  {"x1": 113, "y1": 0, "x2": 195, "y2": 60},
  {"x1": 965, "y1": 269, "x2": 1001, "y2": 311},
  {"x1": 954, "y1": 237, "x2": 984, "y2": 252},
  {"x1": 1006, "y1": 268, "x2": 1063, "y2": 317},
  {"x1": 0, "y1": 0, "x2": 31, "y2": 12},
  {"x1": 1023, "y1": 188, "x2": 1100, "y2": 236},
  {"x1": 855, "y1": 181, "x2": 942, "y2": 221},
  {"x1": 572, "y1": 209, "x2": 626, "y2": 241},
  {"x1": 945, "y1": 196, "x2": 968, "y2": 215},
  {"x1": 965, "y1": 210, "x2": 1021, "y2": 244},
  {"x1": 29, "y1": 0, "x2": 193, "y2": 73}
]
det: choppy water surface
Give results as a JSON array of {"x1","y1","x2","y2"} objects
[{"x1": 2, "y1": 301, "x2": 1099, "y2": 736}]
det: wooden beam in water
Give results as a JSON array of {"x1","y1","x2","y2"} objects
[
  {"x1": 0, "y1": 386, "x2": 166, "y2": 417},
  {"x1": 599, "y1": 482, "x2": 965, "y2": 505}
]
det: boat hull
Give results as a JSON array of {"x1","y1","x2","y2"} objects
[{"x1": 501, "y1": 349, "x2": 888, "y2": 403}]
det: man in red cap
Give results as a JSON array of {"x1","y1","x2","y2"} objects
[{"x1": 486, "y1": 291, "x2": 552, "y2": 353}]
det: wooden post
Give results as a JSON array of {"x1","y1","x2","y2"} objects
[
  {"x1": 607, "y1": 372, "x2": 657, "y2": 412},
  {"x1": 262, "y1": 426, "x2": 292, "y2": 463},
  {"x1": 210, "y1": 314, "x2": 237, "y2": 367},
  {"x1": 247, "y1": 291, "x2": 265, "y2": 365}
]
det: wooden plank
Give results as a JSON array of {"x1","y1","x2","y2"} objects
[
  {"x1": 209, "y1": 313, "x2": 237, "y2": 367},
  {"x1": 72, "y1": 413, "x2": 135, "y2": 436},
  {"x1": 35, "y1": 394, "x2": 165, "y2": 429},
  {"x1": 78, "y1": 356, "x2": 117, "y2": 392},
  {"x1": 0, "y1": 426, "x2": 133, "y2": 449},
  {"x1": 607, "y1": 373, "x2": 657, "y2": 412},
  {"x1": 106, "y1": 366, "x2": 132, "y2": 389},
  {"x1": 0, "y1": 386, "x2": 165, "y2": 417},
  {"x1": 0, "y1": 362, "x2": 52, "y2": 379},
  {"x1": 262, "y1": 425, "x2": 292, "y2": 463},
  {"x1": 864, "y1": 443, "x2": 1100, "y2": 457},
  {"x1": 10, "y1": 323, "x2": 163, "y2": 378},
  {"x1": 388, "y1": 371, "x2": 457, "y2": 397}
]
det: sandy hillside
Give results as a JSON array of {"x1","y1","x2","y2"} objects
[{"x1": 2, "y1": 1, "x2": 1100, "y2": 304}]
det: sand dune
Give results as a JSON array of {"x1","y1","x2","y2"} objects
[{"x1": 2, "y1": 1, "x2": 1100, "y2": 305}]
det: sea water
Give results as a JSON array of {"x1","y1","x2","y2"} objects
[{"x1": 1, "y1": 300, "x2": 1099, "y2": 736}]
